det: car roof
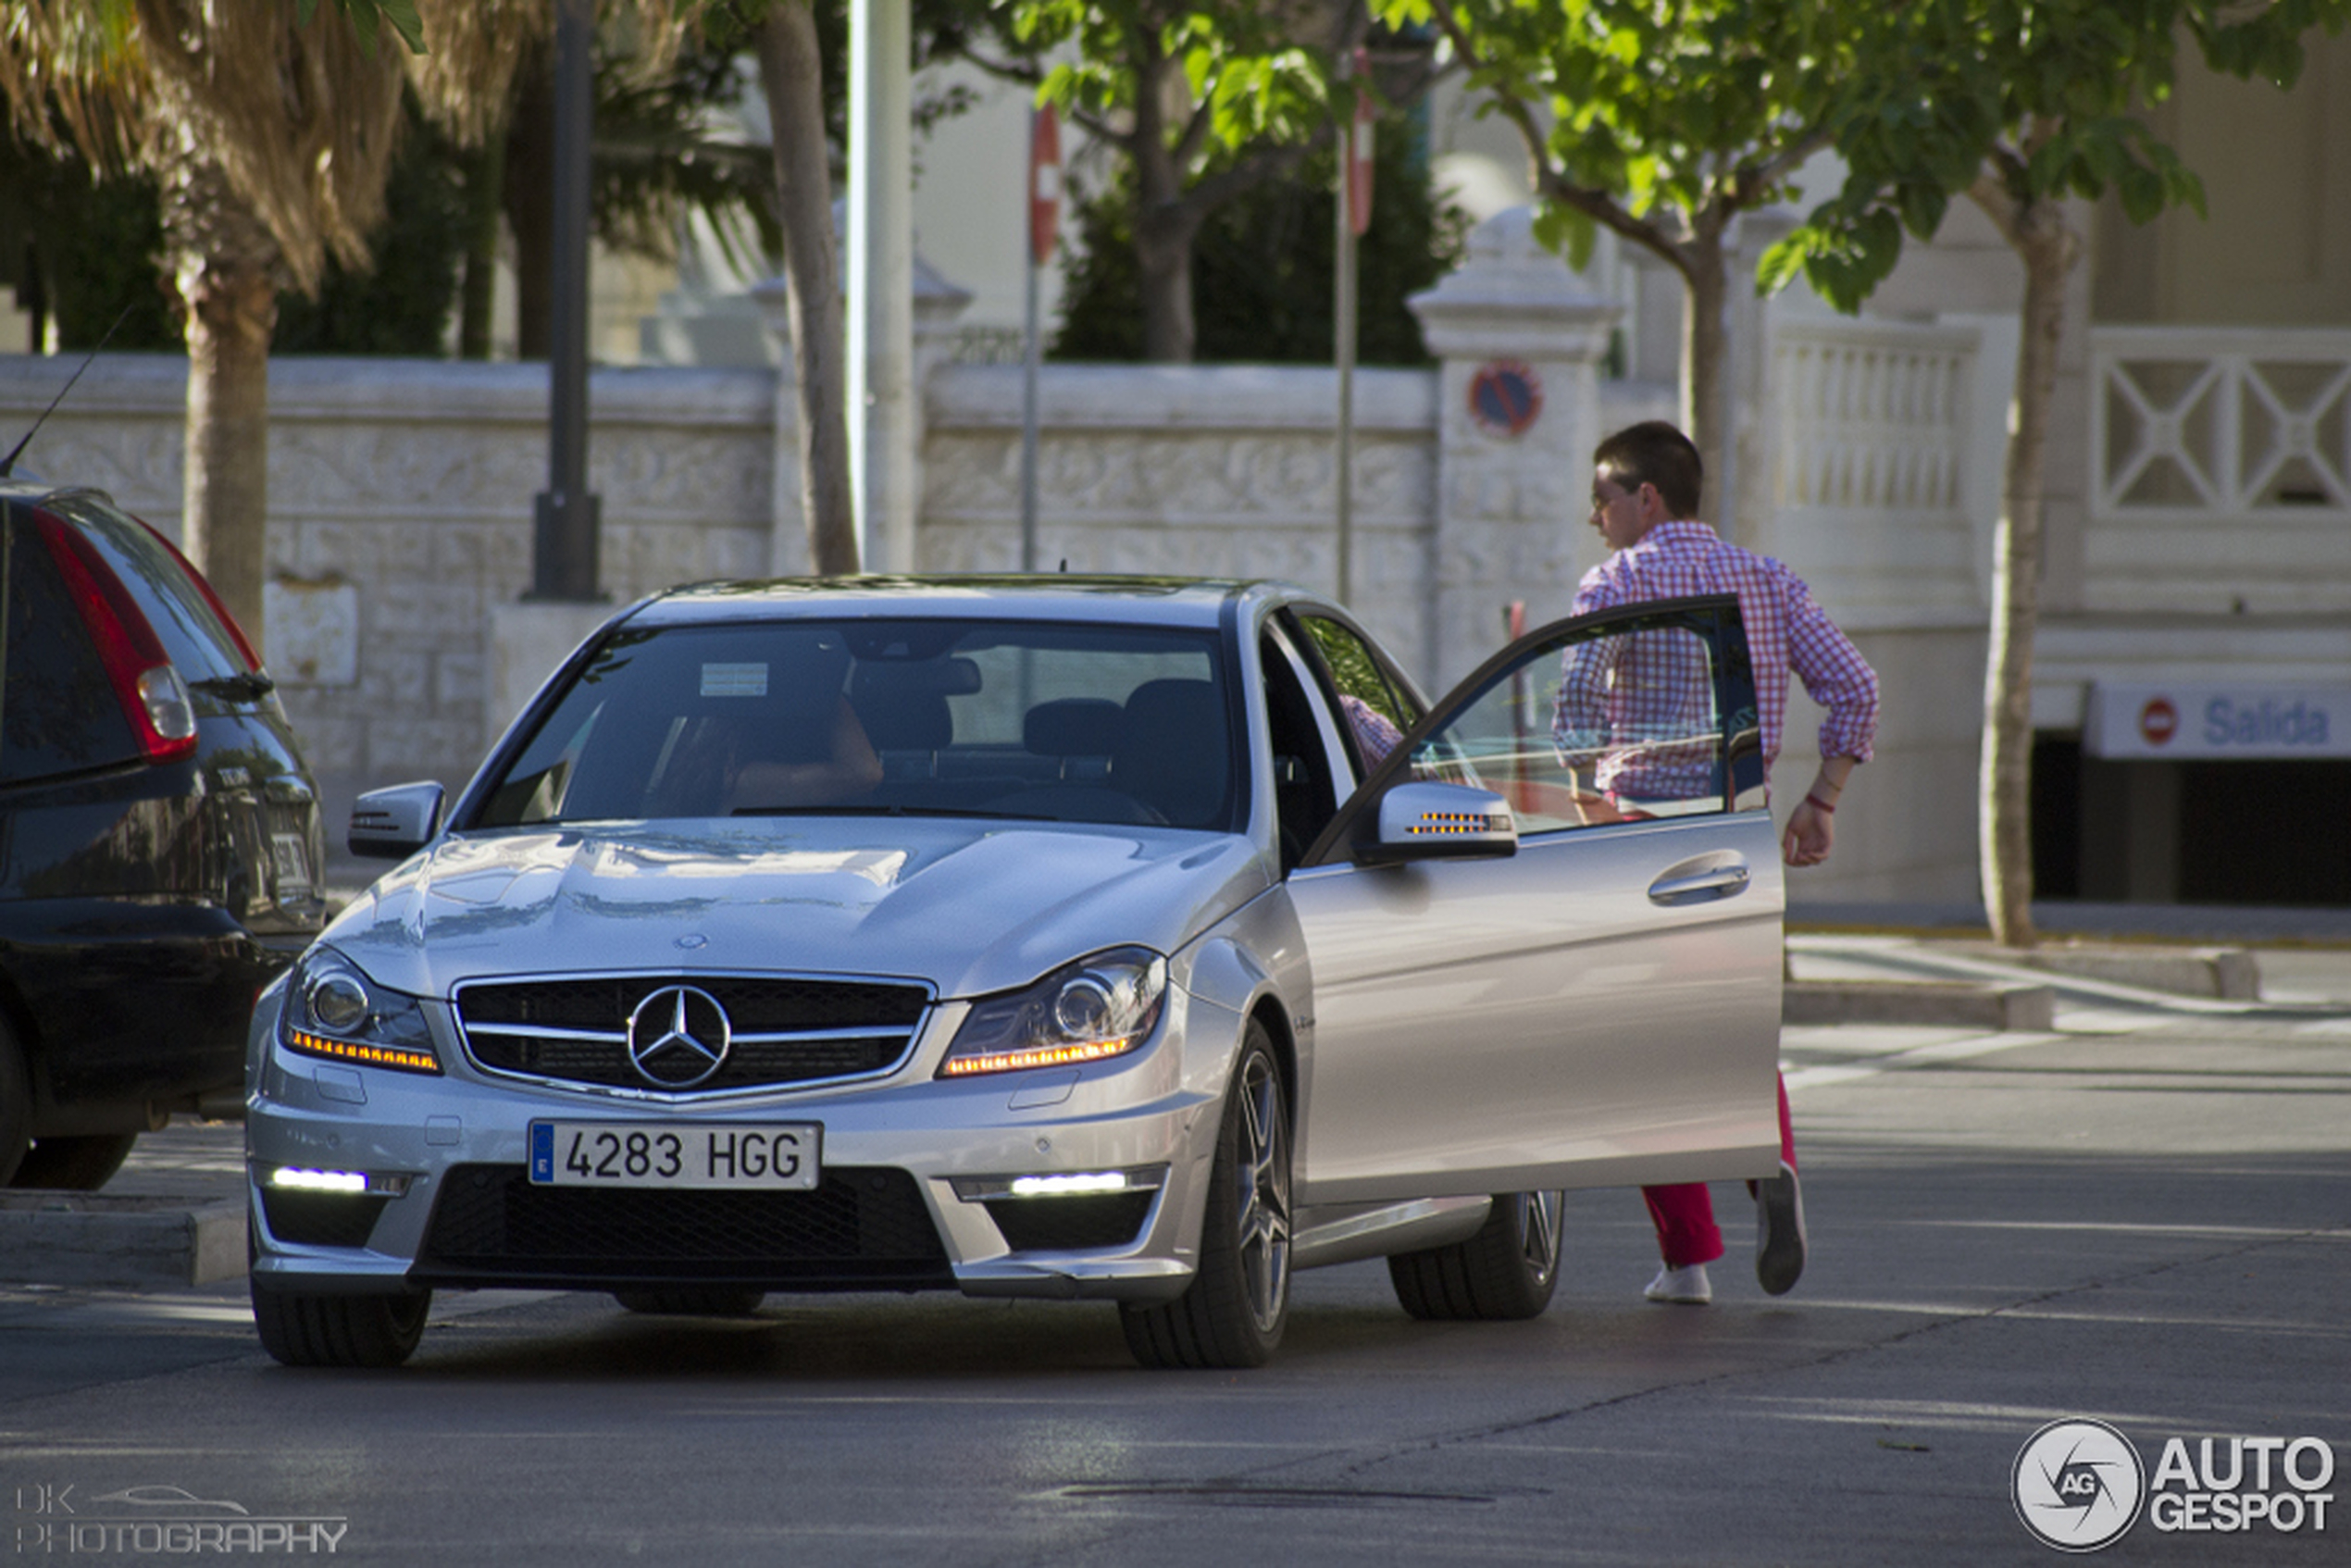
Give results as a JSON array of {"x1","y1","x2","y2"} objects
[{"x1": 628, "y1": 575, "x2": 1299, "y2": 631}]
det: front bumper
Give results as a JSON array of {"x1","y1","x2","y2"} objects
[{"x1": 244, "y1": 980, "x2": 1238, "y2": 1305}]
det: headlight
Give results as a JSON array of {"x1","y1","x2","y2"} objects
[
  {"x1": 938, "y1": 947, "x2": 1168, "y2": 1078},
  {"x1": 280, "y1": 949, "x2": 442, "y2": 1076}
]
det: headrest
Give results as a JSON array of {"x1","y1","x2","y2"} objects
[{"x1": 1026, "y1": 698, "x2": 1125, "y2": 756}]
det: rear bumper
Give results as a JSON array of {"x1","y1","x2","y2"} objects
[{"x1": 0, "y1": 897, "x2": 306, "y2": 1131}]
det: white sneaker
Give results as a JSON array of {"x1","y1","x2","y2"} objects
[
  {"x1": 1644, "y1": 1263, "x2": 1711, "y2": 1304},
  {"x1": 1755, "y1": 1160, "x2": 1807, "y2": 1296}
]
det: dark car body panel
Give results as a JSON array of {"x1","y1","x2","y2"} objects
[{"x1": 1, "y1": 480, "x2": 326, "y2": 1141}]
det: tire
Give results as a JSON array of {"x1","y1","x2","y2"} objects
[
  {"x1": 611, "y1": 1288, "x2": 767, "y2": 1317},
  {"x1": 251, "y1": 1282, "x2": 431, "y2": 1369},
  {"x1": 9, "y1": 1132, "x2": 139, "y2": 1191},
  {"x1": 0, "y1": 1033, "x2": 28, "y2": 1188},
  {"x1": 1120, "y1": 1023, "x2": 1291, "y2": 1370},
  {"x1": 1387, "y1": 1189, "x2": 1563, "y2": 1321}
]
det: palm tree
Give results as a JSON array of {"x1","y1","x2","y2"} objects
[{"x1": 1, "y1": 0, "x2": 410, "y2": 656}]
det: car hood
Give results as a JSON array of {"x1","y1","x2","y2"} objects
[{"x1": 321, "y1": 818, "x2": 1272, "y2": 1002}]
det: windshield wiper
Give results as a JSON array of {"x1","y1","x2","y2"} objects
[{"x1": 190, "y1": 671, "x2": 277, "y2": 701}]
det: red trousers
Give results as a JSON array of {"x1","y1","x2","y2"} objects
[{"x1": 1642, "y1": 1074, "x2": 1797, "y2": 1268}]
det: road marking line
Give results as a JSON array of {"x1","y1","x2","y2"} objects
[{"x1": 1783, "y1": 1030, "x2": 2059, "y2": 1090}]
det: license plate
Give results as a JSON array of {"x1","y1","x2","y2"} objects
[
  {"x1": 270, "y1": 831, "x2": 313, "y2": 901},
  {"x1": 528, "y1": 1122, "x2": 821, "y2": 1190}
]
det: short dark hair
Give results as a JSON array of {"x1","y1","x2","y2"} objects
[{"x1": 1593, "y1": 420, "x2": 1702, "y2": 518}]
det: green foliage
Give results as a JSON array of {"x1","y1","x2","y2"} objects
[
  {"x1": 274, "y1": 101, "x2": 467, "y2": 355},
  {"x1": 1053, "y1": 117, "x2": 1468, "y2": 366},
  {"x1": 1376, "y1": 0, "x2": 1869, "y2": 253},
  {"x1": 0, "y1": 136, "x2": 178, "y2": 352},
  {"x1": 1011, "y1": 0, "x2": 1338, "y2": 168},
  {"x1": 1775, "y1": 0, "x2": 2350, "y2": 312}
]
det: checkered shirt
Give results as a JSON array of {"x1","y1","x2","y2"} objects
[{"x1": 1557, "y1": 520, "x2": 1878, "y2": 802}]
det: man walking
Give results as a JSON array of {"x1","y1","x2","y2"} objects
[{"x1": 1572, "y1": 420, "x2": 1880, "y2": 1305}]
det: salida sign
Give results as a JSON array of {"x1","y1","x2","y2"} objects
[{"x1": 2084, "y1": 683, "x2": 2349, "y2": 761}]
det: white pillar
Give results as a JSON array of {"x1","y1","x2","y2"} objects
[
  {"x1": 848, "y1": 0, "x2": 914, "y2": 572},
  {"x1": 1409, "y1": 207, "x2": 1622, "y2": 690}
]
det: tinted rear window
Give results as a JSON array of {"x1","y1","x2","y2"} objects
[
  {"x1": 44, "y1": 494, "x2": 253, "y2": 683},
  {"x1": 1, "y1": 507, "x2": 140, "y2": 783}
]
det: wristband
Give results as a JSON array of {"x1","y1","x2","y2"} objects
[{"x1": 1804, "y1": 791, "x2": 1837, "y2": 815}]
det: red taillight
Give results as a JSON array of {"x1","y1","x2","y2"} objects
[
  {"x1": 36, "y1": 512, "x2": 200, "y2": 764},
  {"x1": 133, "y1": 515, "x2": 261, "y2": 673}
]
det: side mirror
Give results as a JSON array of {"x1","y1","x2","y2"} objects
[
  {"x1": 1362, "y1": 780, "x2": 1518, "y2": 864},
  {"x1": 349, "y1": 781, "x2": 445, "y2": 860}
]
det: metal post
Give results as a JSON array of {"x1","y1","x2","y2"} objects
[
  {"x1": 531, "y1": 0, "x2": 600, "y2": 601},
  {"x1": 1334, "y1": 58, "x2": 1358, "y2": 607},
  {"x1": 1020, "y1": 116, "x2": 1043, "y2": 573}
]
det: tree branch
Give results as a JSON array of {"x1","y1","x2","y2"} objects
[{"x1": 1423, "y1": 0, "x2": 1688, "y2": 280}]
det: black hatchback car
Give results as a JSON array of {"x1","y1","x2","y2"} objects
[{"x1": 1, "y1": 476, "x2": 327, "y2": 1188}]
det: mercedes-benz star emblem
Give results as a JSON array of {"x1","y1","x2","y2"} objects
[{"x1": 626, "y1": 985, "x2": 731, "y2": 1089}]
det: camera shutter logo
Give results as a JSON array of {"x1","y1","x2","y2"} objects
[
  {"x1": 627, "y1": 985, "x2": 731, "y2": 1088},
  {"x1": 2015, "y1": 1419, "x2": 2146, "y2": 1552}
]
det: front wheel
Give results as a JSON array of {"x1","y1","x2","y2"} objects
[
  {"x1": 1120, "y1": 1023, "x2": 1291, "y2": 1369},
  {"x1": 1387, "y1": 1189, "x2": 1563, "y2": 1321},
  {"x1": 251, "y1": 1283, "x2": 431, "y2": 1368}
]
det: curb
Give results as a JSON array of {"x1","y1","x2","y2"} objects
[
  {"x1": 1785, "y1": 979, "x2": 2057, "y2": 1032},
  {"x1": 0, "y1": 1194, "x2": 245, "y2": 1288}
]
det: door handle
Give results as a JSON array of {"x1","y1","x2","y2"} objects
[{"x1": 1647, "y1": 863, "x2": 1750, "y2": 904}]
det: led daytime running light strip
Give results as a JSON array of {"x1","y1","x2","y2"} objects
[
  {"x1": 938, "y1": 1036, "x2": 1139, "y2": 1076},
  {"x1": 285, "y1": 1027, "x2": 441, "y2": 1076}
]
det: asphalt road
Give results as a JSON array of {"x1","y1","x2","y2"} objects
[{"x1": 5, "y1": 945, "x2": 2348, "y2": 1567}]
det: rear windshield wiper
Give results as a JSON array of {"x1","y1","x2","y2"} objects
[{"x1": 190, "y1": 671, "x2": 278, "y2": 701}]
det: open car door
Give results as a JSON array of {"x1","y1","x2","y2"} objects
[{"x1": 1285, "y1": 595, "x2": 1784, "y2": 1205}]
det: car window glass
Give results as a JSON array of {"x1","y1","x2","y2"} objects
[
  {"x1": 1, "y1": 510, "x2": 141, "y2": 784},
  {"x1": 45, "y1": 496, "x2": 252, "y2": 683},
  {"x1": 1411, "y1": 619, "x2": 1727, "y2": 835},
  {"x1": 1295, "y1": 614, "x2": 1416, "y2": 778},
  {"x1": 1259, "y1": 629, "x2": 1343, "y2": 872},
  {"x1": 474, "y1": 618, "x2": 1241, "y2": 833}
]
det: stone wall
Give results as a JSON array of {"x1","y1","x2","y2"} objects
[{"x1": 0, "y1": 207, "x2": 1990, "y2": 903}]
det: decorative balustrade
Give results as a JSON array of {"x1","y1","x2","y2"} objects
[
  {"x1": 1760, "y1": 318, "x2": 1981, "y2": 624},
  {"x1": 2092, "y1": 329, "x2": 2351, "y2": 517},
  {"x1": 1771, "y1": 320, "x2": 1973, "y2": 517}
]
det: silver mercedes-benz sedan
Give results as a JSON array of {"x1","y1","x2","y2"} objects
[{"x1": 245, "y1": 577, "x2": 1783, "y2": 1369}]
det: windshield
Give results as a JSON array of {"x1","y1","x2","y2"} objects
[{"x1": 473, "y1": 617, "x2": 1241, "y2": 832}]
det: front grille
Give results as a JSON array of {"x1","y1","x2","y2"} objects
[
  {"x1": 412, "y1": 1164, "x2": 952, "y2": 1290},
  {"x1": 984, "y1": 1192, "x2": 1156, "y2": 1252},
  {"x1": 456, "y1": 974, "x2": 928, "y2": 1093},
  {"x1": 261, "y1": 1189, "x2": 391, "y2": 1249}
]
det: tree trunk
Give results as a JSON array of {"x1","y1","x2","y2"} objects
[
  {"x1": 1678, "y1": 226, "x2": 1733, "y2": 535},
  {"x1": 1130, "y1": 44, "x2": 1197, "y2": 364},
  {"x1": 458, "y1": 132, "x2": 506, "y2": 360},
  {"x1": 166, "y1": 162, "x2": 280, "y2": 659},
  {"x1": 504, "y1": 51, "x2": 555, "y2": 361},
  {"x1": 755, "y1": 0, "x2": 857, "y2": 575},
  {"x1": 1976, "y1": 190, "x2": 2078, "y2": 949}
]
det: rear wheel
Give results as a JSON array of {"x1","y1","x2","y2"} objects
[
  {"x1": 251, "y1": 1283, "x2": 431, "y2": 1368},
  {"x1": 1120, "y1": 1023, "x2": 1290, "y2": 1369},
  {"x1": 9, "y1": 1132, "x2": 140, "y2": 1190},
  {"x1": 1387, "y1": 1189, "x2": 1563, "y2": 1321},
  {"x1": 611, "y1": 1288, "x2": 767, "y2": 1317}
]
